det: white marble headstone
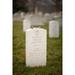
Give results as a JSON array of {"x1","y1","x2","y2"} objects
[
  {"x1": 20, "y1": 12, "x2": 24, "y2": 19},
  {"x1": 49, "y1": 20, "x2": 59, "y2": 38},
  {"x1": 38, "y1": 12, "x2": 43, "y2": 16},
  {"x1": 26, "y1": 28, "x2": 47, "y2": 67},
  {"x1": 30, "y1": 16, "x2": 44, "y2": 26},
  {"x1": 44, "y1": 13, "x2": 50, "y2": 17},
  {"x1": 23, "y1": 19, "x2": 31, "y2": 32}
]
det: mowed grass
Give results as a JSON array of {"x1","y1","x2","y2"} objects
[{"x1": 13, "y1": 20, "x2": 62, "y2": 75}]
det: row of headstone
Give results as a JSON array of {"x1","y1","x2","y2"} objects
[
  {"x1": 24, "y1": 15, "x2": 45, "y2": 26},
  {"x1": 23, "y1": 19, "x2": 59, "y2": 38},
  {"x1": 23, "y1": 19, "x2": 59, "y2": 67}
]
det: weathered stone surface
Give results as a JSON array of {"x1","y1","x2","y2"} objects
[
  {"x1": 49, "y1": 20, "x2": 59, "y2": 38},
  {"x1": 26, "y1": 28, "x2": 47, "y2": 67}
]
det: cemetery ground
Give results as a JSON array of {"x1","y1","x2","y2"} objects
[{"x1": 13, "y1": 18, "x2": 62, "y2": 75}]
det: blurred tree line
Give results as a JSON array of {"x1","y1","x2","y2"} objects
[
  {"x1": 13, "y1": 0, "x2": 62, "y2": 13},
  {"x1": 13, "y1": 0, "x2": 28, "y2": 13}
]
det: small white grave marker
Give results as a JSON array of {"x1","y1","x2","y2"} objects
[
  {"x1": 30, "y1": 16, "x2": 44, "y2": 26},
  {"x1": 38, "y1": 12, "x2": 43, "y2": 16},
  {"x1": 20, "y1": 12, "x2": 24, "y2": 19},
  {"x1": 26, "y1": 28, "x2": 47, "y2": 67},
  {"x1": 49, "y1": 20, "x2": 59, "y2": 38},
  {"x1": 23, "y1": 19, "x2": 31, "y2": 32},
  {"x1": 44, "y1": 13, "x2": 50, "y2": 17}
]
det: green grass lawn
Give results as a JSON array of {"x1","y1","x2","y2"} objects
[{"x1": 13, "y1": 20, "x2": 62, "y2": 75}]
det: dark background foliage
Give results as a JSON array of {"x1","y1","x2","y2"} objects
[{"x1": 13, "y1": 0, "x2": 62, "y2": 13}]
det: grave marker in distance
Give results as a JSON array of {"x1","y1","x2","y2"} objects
[
  {"x1": 23, "y1": 19, "x2": 31, "y2": 32},
  {"x1": 49, "y1": 20, "x2": 59, "y2": 38}
]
